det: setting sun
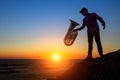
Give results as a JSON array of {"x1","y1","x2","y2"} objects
[{"x1": 53, "y1": 53, "x2": 60, "y2": 61}]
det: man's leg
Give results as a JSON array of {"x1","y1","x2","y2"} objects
[
  {"x1": 94, "y1": 30, "x2": 103, "y2": 57},
  {"x1": 88, "y1": 33, "x2": 93, "y2": 59}
]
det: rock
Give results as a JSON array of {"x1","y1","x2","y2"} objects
[{"x1": 58, "y1": 49, "x2": 120, "y2": 80}]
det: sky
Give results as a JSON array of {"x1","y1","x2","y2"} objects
[{"x1": 0, "y1": 0, "x2": 120, "y2": 59}]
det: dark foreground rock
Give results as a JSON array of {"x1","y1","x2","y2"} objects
[{"x1": 56, "y1": 49, "x2": 120, "y2": 80}]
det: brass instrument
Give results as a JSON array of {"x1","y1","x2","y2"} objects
[{"x1": 64, "y1": 19, "x2": 79, "y2": 46}]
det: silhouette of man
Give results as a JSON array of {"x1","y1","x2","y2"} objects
[{"x1": 74, "y1": 8, "x2": 105, "y2": 59}]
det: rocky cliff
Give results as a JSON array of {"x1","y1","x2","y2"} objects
[{"x1": 58, "y1": 49, "x2": 120, "y2": 80}]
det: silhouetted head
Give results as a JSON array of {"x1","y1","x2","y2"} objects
[{"x1": 80, "y1": 8, "x2": 88, "y2": 16}]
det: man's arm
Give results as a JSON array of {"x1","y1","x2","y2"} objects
[
  {"x1": 95, "y1": 13, "x2": 106, "y2": 30},
  {"x1": 73, "y1": 21, "x2": 86, "y2": 32}
]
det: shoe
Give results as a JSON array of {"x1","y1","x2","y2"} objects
[{"x1": 84, "y1": 56, "x2": 93, "y2": 62}]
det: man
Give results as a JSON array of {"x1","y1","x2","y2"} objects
[{"x1": 74, "y1": 8, "x2": 105, "y2": 59}]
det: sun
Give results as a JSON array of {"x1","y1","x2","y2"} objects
[{"x1": 53, "y1": 53, "x2": 60, "y2": 61}]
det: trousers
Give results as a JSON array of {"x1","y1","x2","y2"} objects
[{"x1": 87, "y1": 29, "x2": 103, "y2": 57}]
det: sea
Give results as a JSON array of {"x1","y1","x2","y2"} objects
[{"x1": 0, "y1": 59, "x2": 81, "y2": 80}]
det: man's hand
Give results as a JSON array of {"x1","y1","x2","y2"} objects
[
  {"x1": 102, "y1": 22, "x2": 105, "y2": 30},
  {"x1": 103, "y1": 25, "x2": 105, "y2": 30},
  {"x1": 73, "y1": 29, "x2": 78, "y2": 32}
]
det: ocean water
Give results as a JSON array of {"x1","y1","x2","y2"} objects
[{"x1": 0, "y1": 59, "x2": 81, "y2": 80}]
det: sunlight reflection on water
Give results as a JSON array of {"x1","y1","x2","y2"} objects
[
  {"x1": 33, "y1": 60, "x2": 80, "y2": 78},
  {"x1": 0, "y1": 59, "x2": 81, "y2": 80}
]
